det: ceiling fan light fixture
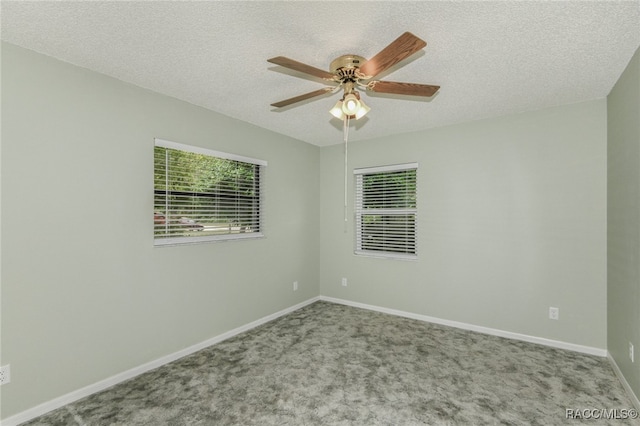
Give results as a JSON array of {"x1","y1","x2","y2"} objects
[
  {"x1": 329, "y1": 100, "x2": 345, "y2": 120},
  {"x1": 341, "y1": 93, "x2": 360, "y2": 115},
  {"x1": 355, "y1": 99, "x2": 370, "y2": 120},
  {"x1": 330, "y1": 92, "x2": 369, "y2": 120}
]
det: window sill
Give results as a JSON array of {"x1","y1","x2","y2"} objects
[
  {"x1": 154, "y1": 232, "x2": 264, "y2": 247},
  {"x1": 354, "y1": 250, "x2": 417, "y2": 261}
]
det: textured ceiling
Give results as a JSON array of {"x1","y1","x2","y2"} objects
[{"x1": 2, "y1": 1, "x2": 639, "y2": 147}]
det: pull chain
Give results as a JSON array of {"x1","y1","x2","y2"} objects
[{"x1": 343, "y1": 115, "x2": 350, "y2": 228}]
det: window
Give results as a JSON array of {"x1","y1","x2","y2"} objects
[
  {"x1": 354, "y1": 163, "x2": 417, "y2": 259},
  {"x1": 154, "y1": 139, "x2": 266, "y2": 246}
]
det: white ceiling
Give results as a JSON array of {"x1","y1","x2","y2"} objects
[{"x1": 2, "y1": 1, "x2": 639, "y2": 147}]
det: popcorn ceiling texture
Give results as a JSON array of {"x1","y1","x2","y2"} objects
[{"x1": 1, "y1": 1, "x2": 639, "y2": 146}]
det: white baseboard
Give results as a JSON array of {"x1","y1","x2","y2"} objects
[
  {"x1": 0, "y1": 297, "x2": 320, "y2": 426},
  {"x1": 607, "y1": 351, "x2": 640, "y2": 411},
  {"x1": 319, "y1": 296, "x2": 607, "y2": 357}
]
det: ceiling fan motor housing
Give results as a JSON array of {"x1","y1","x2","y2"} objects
[{"x1": 330, "y1": 55, "x2": 367, "y2": 75}]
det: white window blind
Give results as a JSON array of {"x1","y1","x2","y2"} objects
[
  {"x1": 354, "y1": 163, "x2": 418, "y2": 259},
  {"x1": 154, "y1": 139, "x2": 266, "y2": 246}
]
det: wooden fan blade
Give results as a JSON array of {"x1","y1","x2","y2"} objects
[
  {"x1": 367, "y1": 80, "x2": 440, "y2": 97},
  {"x1": 271, "y1": 87, "x2": 334, "y2": 108},
  {"x1": 268, "y1": 56, "x2": 335, "y2": 80},
  {"x1": 359, "y1": 32, "x2": 427, "y2": 79}
]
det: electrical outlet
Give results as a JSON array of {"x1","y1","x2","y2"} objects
[
  {"x1": 630, "y1": 342, "x2": 634, "y2": 363},
  {"x1": 293, "y1": 281, "x2": 298, "y2": 291},
  {"x1": 0, "y1": 365, "x2": 10, "y2": 385},
  {"x1": 549, "y1": 307, "x2": 559, "y2": 320},
  {"x1": 341, "y1": 277, "x2": 347, "y2": 287}
]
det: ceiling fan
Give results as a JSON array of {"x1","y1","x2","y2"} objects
[{"x1": 267, "y1": 32, "x2": 440, "y2": 120}]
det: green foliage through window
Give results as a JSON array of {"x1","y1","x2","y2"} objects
[
  {"x1": 154, "y1": 141, "x2": 265, "y2": 245},
  {"x1": 355, "y1": 166, "x2": 417, "y2": 258}
]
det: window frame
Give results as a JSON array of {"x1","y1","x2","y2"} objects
[
  {"x1": 354, "y1": 163, "x2": 418, "y2": 260},
  {"x1": 154, "y1": 138, "x2": 267, "y2": 247}
]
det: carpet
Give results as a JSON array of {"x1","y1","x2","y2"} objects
[{"x1": 23, "y1": 301, "x2": 638, "y2": 425}]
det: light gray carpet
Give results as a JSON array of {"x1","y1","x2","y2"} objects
[{"x1": 23, "y1": 301, "x2": 637, "y2": 425}]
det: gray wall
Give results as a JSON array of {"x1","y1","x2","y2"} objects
[
  {"x1": 320, "y1": 100, "x2": 608, "y2": 349},
  {"x1": 608, "y1": 46, "x2": 640, "y2": 399},
  {"x1": 1, "y1": 43, "x2": 320, "y2": 418}
]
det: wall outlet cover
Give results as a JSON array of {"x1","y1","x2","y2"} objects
[{"x1": 0, "y1": 365, "x2": 10, "y2": 385}]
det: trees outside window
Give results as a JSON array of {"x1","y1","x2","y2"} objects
[
  {"x1": 354, "y1": 164, "x2": 417, "y2": 259},
  {"x1": 154, "y1": 139, "x2": 266, "y2": 246}
]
